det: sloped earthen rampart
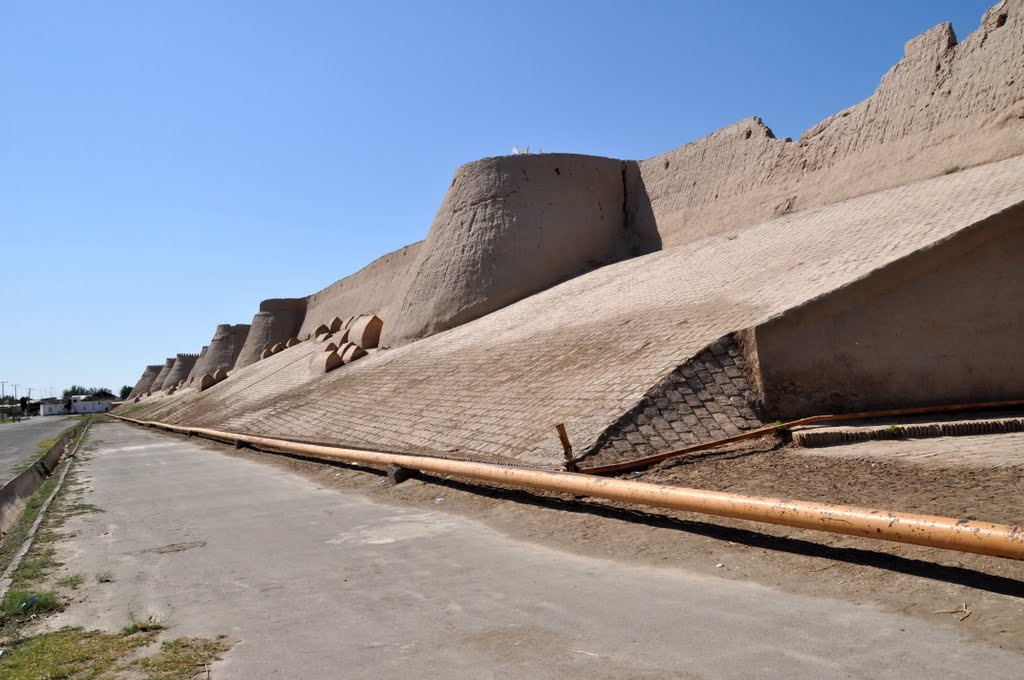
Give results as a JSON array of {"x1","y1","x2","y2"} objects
[{"x1": 751, "y1": 201, "x2": 1024, "y2": 419}]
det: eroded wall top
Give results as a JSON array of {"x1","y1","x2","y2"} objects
[{"x1": 636, "y1": 2, "x2": 1024, "y2": 247}]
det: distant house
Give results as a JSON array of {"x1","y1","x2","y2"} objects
[
  {"x1": 39, "y1": 401, "x2": 64, "y2": 416},
  {"x1": 40, "y1": 395, "x2": 113, "y2": 416}
]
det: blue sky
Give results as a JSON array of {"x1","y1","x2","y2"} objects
[{"x1": 0, "y1": 1, "x2": 992, "y2": 396}]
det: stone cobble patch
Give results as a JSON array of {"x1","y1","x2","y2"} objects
[{"x1": 581, "y1": 334, "x2": 764, "y2": 466}]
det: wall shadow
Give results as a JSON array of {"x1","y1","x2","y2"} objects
[
  {"x1": 622, "y1": 160, "x2": 662, "y2": 257},
  {"x1": 414, "y1": 471, "x2": 1024, "y2": 599},
  {"x1": 211, "y1": 433, "x2": 1024, "y2": 599}
]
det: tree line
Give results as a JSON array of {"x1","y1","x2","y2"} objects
[{"x1": 61, "y1": 385, "x2": 130, "y2": 399}]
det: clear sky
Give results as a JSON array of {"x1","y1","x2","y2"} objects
[{"x1": 0, "y1": 1, "x2": 992, "y2": 397}]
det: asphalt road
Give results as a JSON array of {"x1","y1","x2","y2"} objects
[
  {"x1": 46, "y1": 422, "x2": 1023, "y2": 679},
  {"x1": 0, "y1": 414, "x2": 75, "y2": 484}
]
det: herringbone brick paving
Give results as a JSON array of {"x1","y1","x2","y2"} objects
[{"x1": 582, "y1": 334, "x2": 764, "y2": 466}]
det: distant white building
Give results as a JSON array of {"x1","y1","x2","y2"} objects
[
  {"x1": 40, "y1": 395, "x2": 113, "y2": 416},
  {"x1": 39, "y1": 402, "x2": 64, "y2": 416}
]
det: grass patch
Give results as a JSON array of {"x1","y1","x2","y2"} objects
[
  {"x1": 95, "y1": 570, "x2": 114, "y2": 583},
  {"x1": 942, "y1": 165, "x2": 961, "y2": 175},
  {"x1": 885, "y1": 423, "x2": 904, "y2": 439},
  {"x1": 115, "y1": 403, "x2": 149, "y2": 417},
  {"x1": 56, "y1": 572, "x2": 85, "y2": 589},
  {"x1": 135, "y1": 635, "x2": 231, "y2": 679},
  {"x1": 60, "y1": 502, "x2": 104, "y2": 517},
  {"x1": 35, "y1": 529, "x2": 62, "y2": 544},
  {"x1": 0, "y1": 626, "x2": 156, "y2": 680},
  {"x1": 68, "y1": 421, "x2": 93, "y2": 450},
  {"x1": 10, "y1": 545, "x2": 58, "y2": 586},
  {"x1": 34, "y1": 437, "x2": 58, "y2": 454},
  {"x1": 0, "y1": 588, "x2": 64, "y2": 637},
  {"x1": 0, "y1": 588, "x2": 63, "y2": 619},
  {"x1": 0, "y1": 625, "x2": 230, "y2": 680}
]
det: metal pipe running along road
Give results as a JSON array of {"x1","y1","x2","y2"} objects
[{"x1": 112, "y1": 415, "x2": 1024, "y2": 562}]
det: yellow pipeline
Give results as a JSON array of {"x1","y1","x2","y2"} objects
[{"x1": 112, "y1": 416, "x2": 1024, "y2": 561}]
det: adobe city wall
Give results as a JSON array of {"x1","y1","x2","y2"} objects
[
  {"x1": 382, "y1": 154, "x2": 656, "y2": 346},
  {"x1": 127, "y1": 364, "x2": 165, "y2": 399},
  {"x1": 148, "y1": 359, "x2": 175, "y2": 394},
  {"x1": 235, "y1": 298, "x2": 308, "y2": 370},
  {"x1": 751, "y1": 202, "x2": 1024, "y2": 419},
  {"x1": 121, "y1": 157, "x2": 1024, "y2": 467},
  {"x1": 293, "y1": 0, "x2": 1024, "y2": 349},
  {"x1": 160, "y1": 353, "x2": 200, "y2": 390},
  {"x1": 636, "y1": 6, "x2": 1024, "y2": 247},
  {"x1": 134, "y1": 1, "x2": 1024, "y2": 399},
  {"x1": 296, "y1": 242, "x2": 423, "y2": 342},
  {"x1": 186, "y1": 324, "x2": 250, "y2": 385}
]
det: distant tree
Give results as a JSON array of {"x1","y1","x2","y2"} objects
[
  {"x1": 62, "y1": 385, "x2": 90, "y2": 398},
  {"x1": 19, "y1": 396, "x2": 28, "y2": 411},
  {"x1": 119, "y1": 385, "x2": 132, "y2": 400},
  {"x1": 62, "y1": 385, "x2": 115, "y2": 399}
]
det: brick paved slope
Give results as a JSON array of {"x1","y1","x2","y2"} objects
[{"x1": 122, "y1": 155, "x2": 1024, "y2": 467}]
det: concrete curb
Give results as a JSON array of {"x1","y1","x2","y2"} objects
[
  {"x1": 0, "y1": 424, "x2": 84, "y2": 535},
  {"x1": 794, "y1": 417, "x2": 1024, "y2": 448},
  {"x1": 0, "y1": 421, "x2": 90, "y2": 600}
]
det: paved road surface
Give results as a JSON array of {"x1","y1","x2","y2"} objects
[
  {"x1": 47, "y1": 422, "x2": 1023, "y2": 679},
  {"x1": 0, "y1": 415, "x2": 74, "y2": 484}
]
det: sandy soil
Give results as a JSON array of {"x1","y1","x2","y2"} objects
[{"x1": 188, "y1": 432, "x2": 1024, "y2": 652}]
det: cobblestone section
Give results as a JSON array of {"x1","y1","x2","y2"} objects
[
  {"x1": 122, "y1": 156, "x2": 1024, "y2": 468},
  {"x1": 580, "y1": 334, "x2": 763, "y2": 467}
]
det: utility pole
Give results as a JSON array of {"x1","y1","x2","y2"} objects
[
  {"x1": 26, "y1": 388, "x2": 33, "y2": 399},
  {"x1": 12, "y1": 384, "x2": 18, "y2": 400},
  {"x1": 0, "y1": 380, "x2": 6, "y2": 402}
]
